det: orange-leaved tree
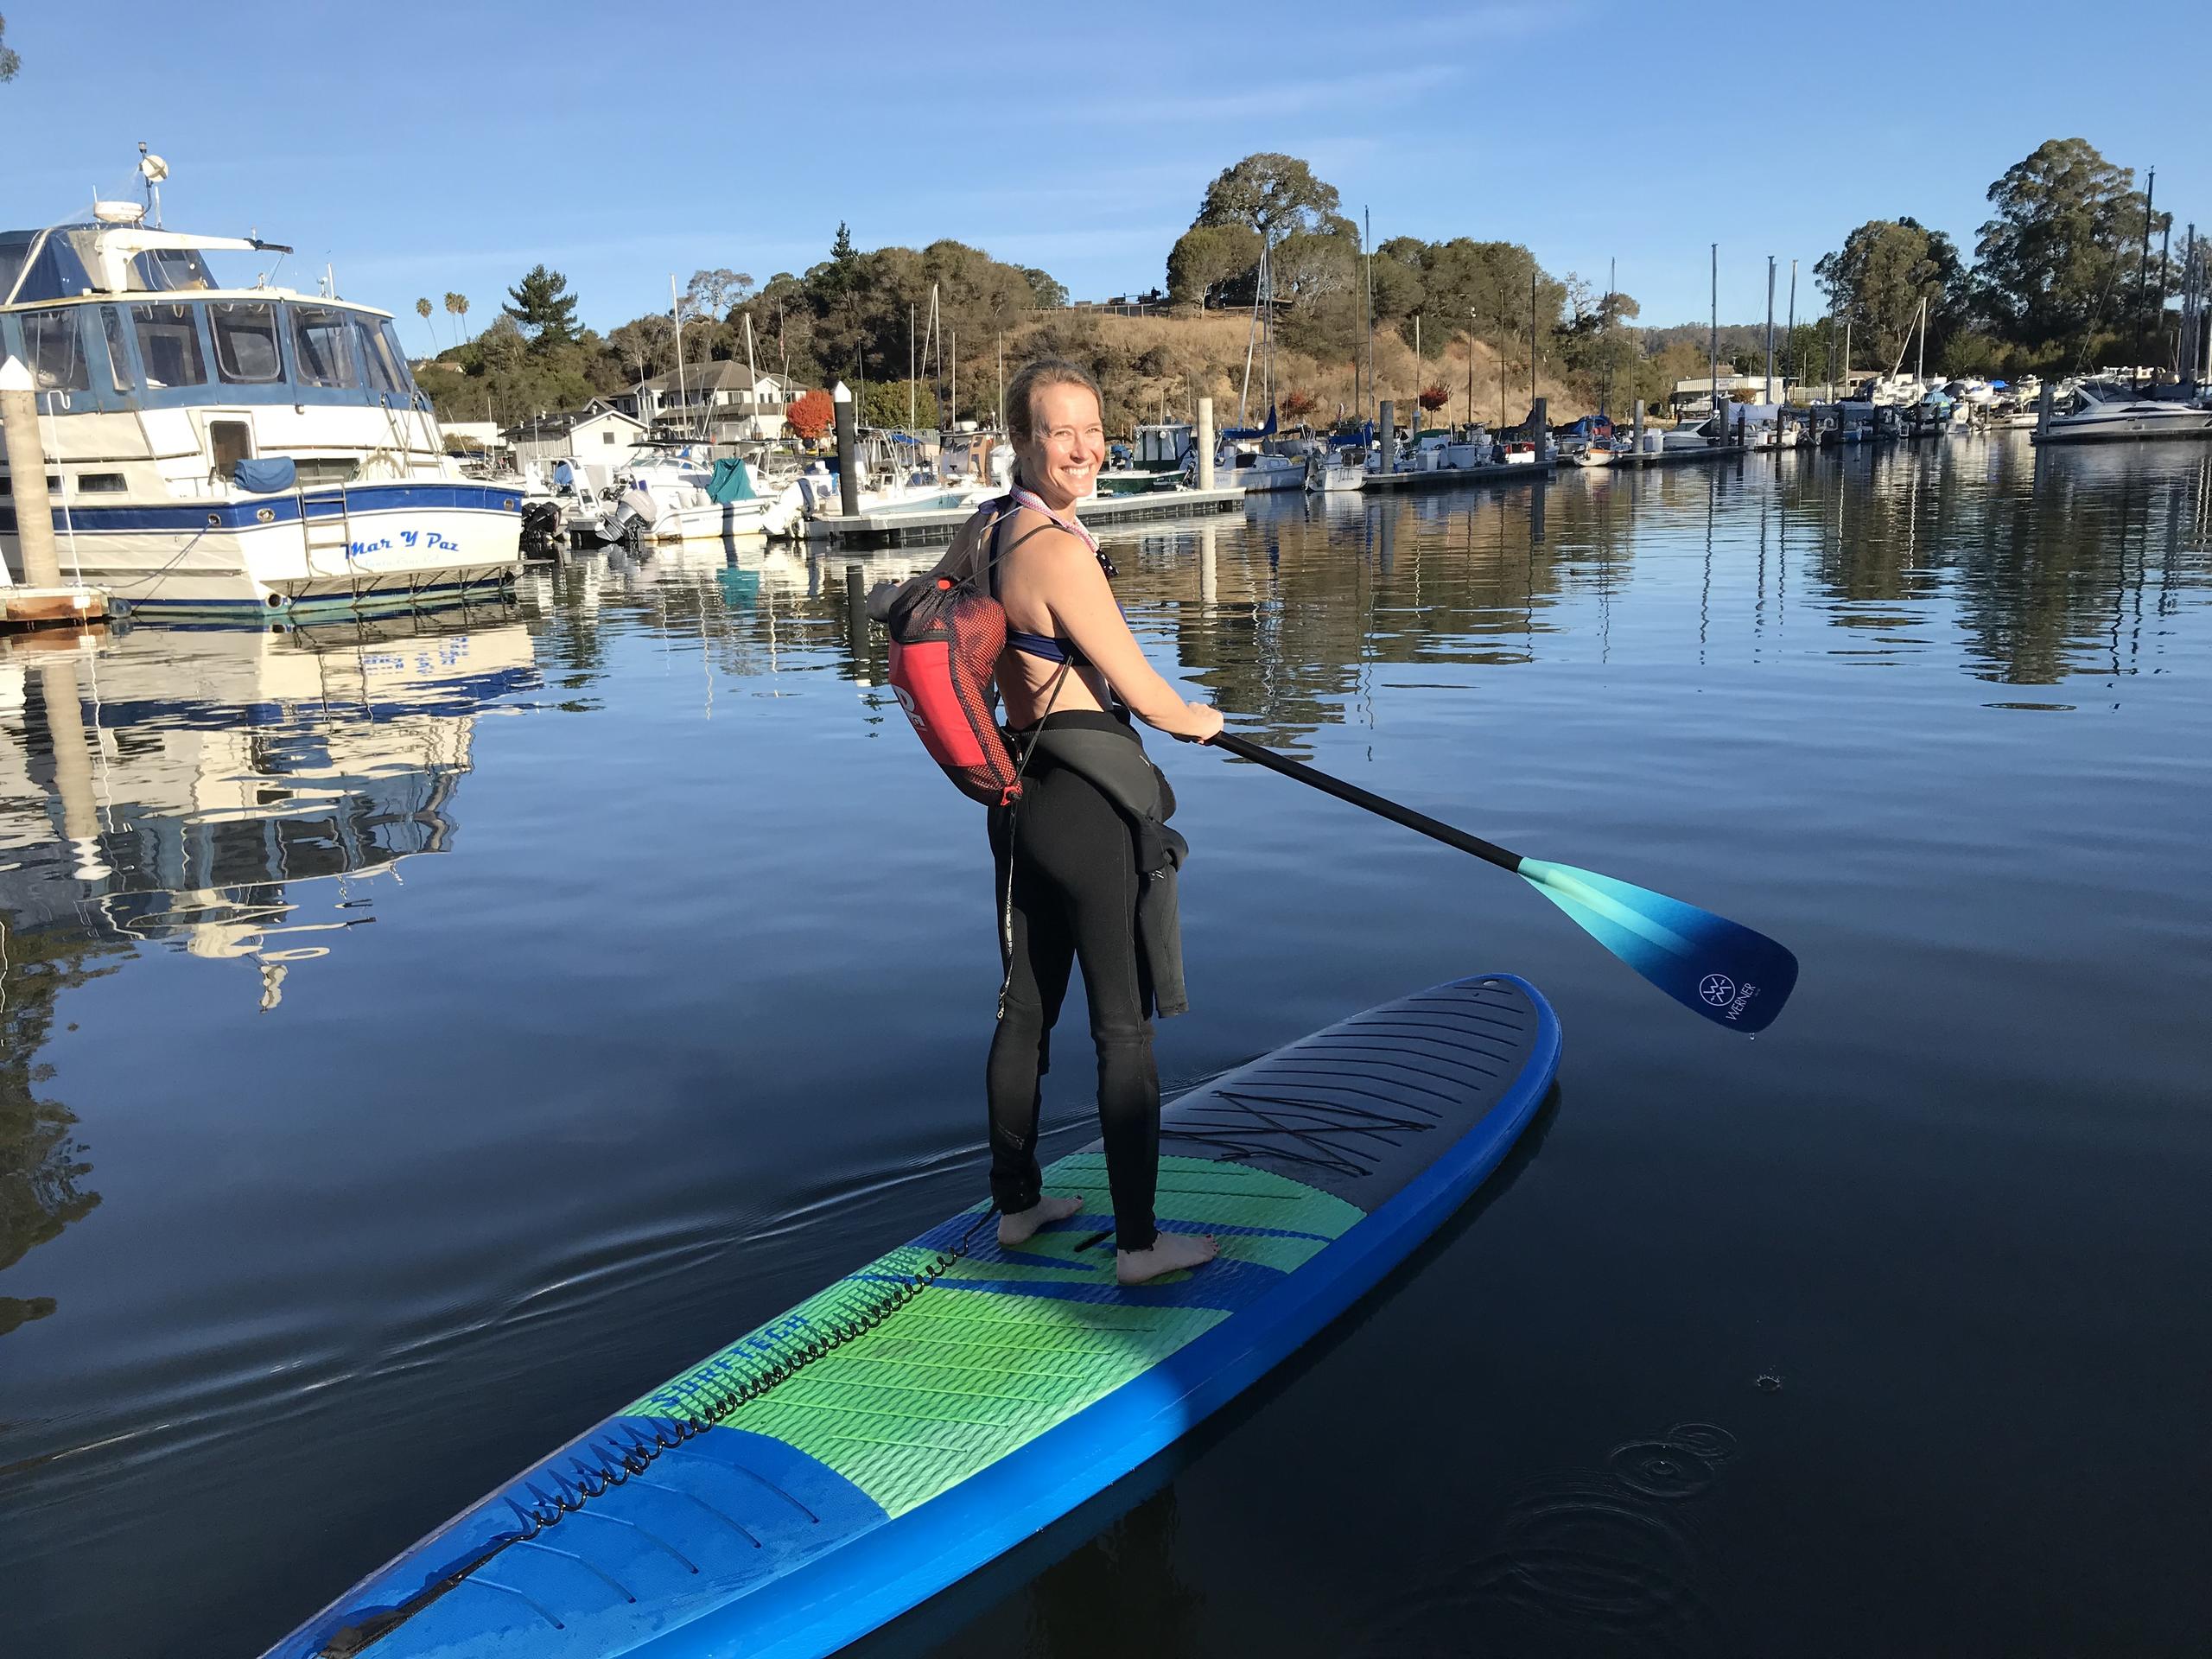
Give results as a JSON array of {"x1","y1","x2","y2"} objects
[
  {"x1": 1417, "y1": 385, "x2": 1451, "y2": 415},
  {"x1": 1281, "y1": 389, "x2": 1318, "y2": 420},
  {"x1": 785, "y1": 389, "x2": 835, "y2": 442}
]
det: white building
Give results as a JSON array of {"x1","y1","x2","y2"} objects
[
  {"x1": 505, "y1": 402, "x2": 649, "y2": 482},
  {"x1": 610, "y1": 360, "x2": 803, "y2": 441}
]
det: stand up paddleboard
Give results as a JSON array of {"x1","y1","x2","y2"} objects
[{"x1": 270, "y1": 974, "x2": 1560, "y2": 1659}]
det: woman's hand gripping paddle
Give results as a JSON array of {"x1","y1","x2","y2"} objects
[{"x1": 1211, "y1": 732, "x2": 1798, "y2": 1033}]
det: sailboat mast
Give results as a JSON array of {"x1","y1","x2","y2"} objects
[
  {"x1": 671, "y1": 274, "x2": 690, "y2": 441},
  {"x1": 1764, "y1": 254, "x2": 1776, "y2": 404},
  {"x1": 1787, "y1": 258, "x2": 1798, "y2": 391},
  {"x1": 1708, "y1": 244, "x2": 1719, "y2": 438},
  {"x1": 744, "y1": 314, "x2": 759, "y2": 436},
  {"x1": 1363, "y1": 207, "x2": 1375, "y2": 430},
  {"x1": 1602, "y1": 255, "x2": 1615, "y2": 418},
  {"x1": 1238, "y1": 245, "x2": 1262, "y2": 428}
]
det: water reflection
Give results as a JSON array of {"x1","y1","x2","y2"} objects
[
  {"x1": 0, "y1": 613, "x2": 540, "y2": 1334},
  {"x1": 512, "y1": 438, "x2": 2210, "y2": 739}
]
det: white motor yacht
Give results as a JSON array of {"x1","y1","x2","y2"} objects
[
  {"x1": 0, "y1": 162, "x2": 521, "y2": 617},
  {"x1": 2031, "y1": 380, "x2": 2212, "y2": 444}
]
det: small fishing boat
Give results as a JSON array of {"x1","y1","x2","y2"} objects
[
  {"x1": 585, "y1": 448, "x2": 777, "y2": 547},
  {"x1": 1303, "y1": 450, "x2": 1367, "y2": 492}
]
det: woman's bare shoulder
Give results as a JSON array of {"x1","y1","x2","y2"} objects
[{"x1": 1006, "y1": 512, "x2": 1102, "y2": 582}]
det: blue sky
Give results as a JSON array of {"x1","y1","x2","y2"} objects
[{"x1": 3, "y1": 1, "x2": 2201, "y2": 344}]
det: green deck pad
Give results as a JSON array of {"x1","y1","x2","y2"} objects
[{"x1": 628, "y1": 1154, "x2": 1363, "y2": 1516}]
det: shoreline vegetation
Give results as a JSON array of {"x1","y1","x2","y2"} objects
[{"x1": 414, "y1": 141, "x2": 2193, "y2": 436}]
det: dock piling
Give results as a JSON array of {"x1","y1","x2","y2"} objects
[
  {"x1": 2, "y1": 357, "x2": 65, "y2": 588},
  {"x1": 1380, "y1": 400, "x2": 1396, "y2": 474},
  {"x1": 832, "y1": 382, "x2": 860, "y2": 518},
  {"x1": 1533, "y1": 396, "x2": 1548, "y2": 461},
  {"x1": 1196, "y1": 397, "x2": 1215, "y2": 491},
  {"x1": 1633, "y1": 399, "x2": 1645, "y2": 454}
]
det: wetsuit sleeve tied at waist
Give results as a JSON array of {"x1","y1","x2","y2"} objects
[{"x1": 1021, "y1": 719, "x2": 1190, "y2": 1020}]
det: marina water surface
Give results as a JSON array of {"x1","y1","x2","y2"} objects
[{"x1": 5, "y1": 438, "x2": 2210, "y2": 1657}]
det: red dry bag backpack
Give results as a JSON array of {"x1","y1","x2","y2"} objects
[{"x1": 869, "y1": 505, "x2": 1051, "y2": 806}]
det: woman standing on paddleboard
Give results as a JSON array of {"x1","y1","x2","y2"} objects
[{"x1": 987, "y1": 359, "x2": 1223, "y2": 1286}]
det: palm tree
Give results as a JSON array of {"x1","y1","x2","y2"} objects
[
  {"x1": 415, "y1": 296, "x2": 435, "y2": 353},
  {"x1": 443, "y1": 291, "x2": 467, "y2": 348},
  {"x1": 454, "y1": 293, "x2": 471, "y2": 342}
]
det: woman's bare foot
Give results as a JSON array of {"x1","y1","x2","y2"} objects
[
  {"x1": 998, "y1": 1194, "x2": 1084, "y2": 1248},
  {"x1": 1116, "y1": 1231, "x2": 1219, "y2": 1285}
]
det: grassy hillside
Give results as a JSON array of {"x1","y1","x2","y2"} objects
[{"x1": 1016, "y1": 309, "x2": 1592, "y2": 433}]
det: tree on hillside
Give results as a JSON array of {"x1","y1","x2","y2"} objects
[
  {"x1": 1166, "y1": 223, "x2": 1263, "y2": 308},
  {"x1": 1281, "y1": 389, "x2": 1318, "y2": 420},
  {"x1": 1417, "y1": 385, "x2": 1450, "y2": 416},
  {"x1": 860, "y1": 379, "x2": 940, "y2": 430},
  {"x1": 1022, "y1": 268, "x2": 1068, "y2": 309},
  {"x1": 609, "y1": 315, "x2": 675, "y2": 383},
  {"x1": 785, "y1": 388, "x2": 834, "y2": 442},
  {"x1": 685, "y1": 268, "x2": 755, "y2": 321},
  {"x1": 503, "y1": 265, "x2": 580, "y2": 349},
  {"x1": 1815, "y1": 218, "x2": 1964, "y2": 372},
  {"x1": 1974, "y1": 138, "x2": 2164, "y2": 365},
  {"x1": 1370, "y1": 239, "x2": 1427, "y2": 326},
  {"x1": 0, "y1": 14, "x2": 21, "y2": 80},
  {"x1": 1554, "y1": 275, "x2": 1643, "y2": 410},
  {"x1": 1196, "y1": 153, "x2": 1350, "y2": 242}
]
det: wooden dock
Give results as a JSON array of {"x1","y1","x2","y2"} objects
[
  {"x1": 2, "y1": 585, "x2": 110, "y2": 629},
  {"x1": 1360, "y1": 461, "x2": 1556, "y2": 493},
  {"x1": 799, "y1": 486, "x2": 1246, "y2": 549}
]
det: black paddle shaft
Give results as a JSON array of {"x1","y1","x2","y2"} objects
[{"x1": 1211, "y1": 733, "x2": 1524, "y2": 874}]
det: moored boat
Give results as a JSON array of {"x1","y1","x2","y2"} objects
[
  {"x1": 2031, "y1": 379, "x2": 2212, "y2": 444},
  {"x1": 0, "y1": 159, "x2": 521, "y2": 617}
]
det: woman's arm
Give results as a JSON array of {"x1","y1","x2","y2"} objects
[{"x1": 1037, "y1": 531, "x2": 1222, "y2": 741}]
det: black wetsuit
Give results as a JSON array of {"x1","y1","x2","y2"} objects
[{"x1": 986, "y1": 728, "x2": 1161, "y2": 1254}]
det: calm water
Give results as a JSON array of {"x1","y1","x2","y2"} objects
[{"x1": 6, "y1": 438, "x2": 2211, "y2": 1658}]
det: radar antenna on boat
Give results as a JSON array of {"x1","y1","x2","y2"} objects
[{"x1": 137, "y1": 142, "x2": 169, "y2": 227}]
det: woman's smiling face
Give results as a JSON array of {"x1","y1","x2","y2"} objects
[{"x1": 1019, "y1": 382, "x2": 1104, "y2": 504}]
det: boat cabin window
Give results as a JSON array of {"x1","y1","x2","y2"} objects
[
  {"x1": 212, "y1": 302, "x2": 283, "y2": 384},
  {"x1": 132, "y1": 302, "x2": 208, "y2": 387},
  {"x1": 208, "y1": 419, "x2": 251, "y2": 481},
  {"x1": 77, "y1": 472, "x2": 128, "y2": 493},
  {"x1": 354, "y1": 315, "x2": 407, "y2": 396},
  {"x1": 0, "y1": 235, "x2": 93, "y2": 306},
  {"x1": 290, "y1": 306, "x2": 359, "y2": 389},
  {"x1": 100, "y1": 307, "x2": 136, "y2": 391},
  {"x1": 20, "y1": 308, "x2": 90, "y2": 391},
  {"x1": 129, "y1": 247, "x2": 218, "y2": 291}
]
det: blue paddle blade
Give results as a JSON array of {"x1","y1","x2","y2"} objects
[{"x1": 1516, "y1": 859, "x2": 1799, "y2": 1033}]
